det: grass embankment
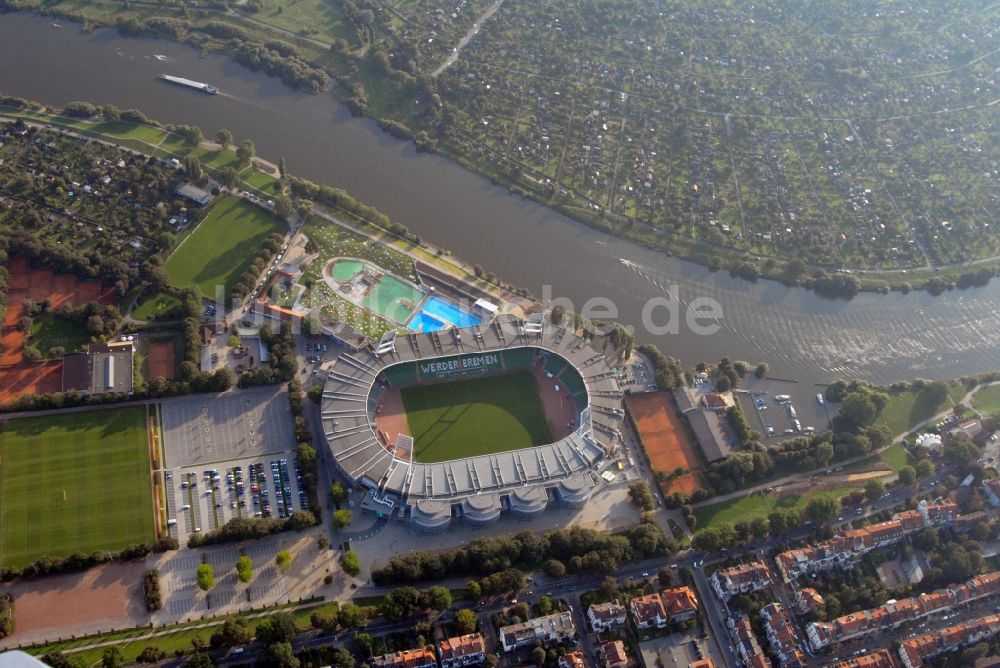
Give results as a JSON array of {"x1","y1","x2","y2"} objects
[
  {"x1": 880, "y1": 443, "x2": 913, "y2": 472},
  {"x1": 0, "y1": 408, "x2": 153, "y2": 568},
  {"x1": 873, "y1": 381, "x2": 967, "y2": 436},
  {"x1": 164, "y1": 196, "x2": 285, "y2": 299},
  {"x1": 694, "y1": 486, "x2": 855, "y2": 531},
  {"x1": 132, "y1": 291, "x2": 184, "y2": 322},
  {"x1": 972, "y1": 384, "x2": 1000, "y2": 416},
  {"x1": 28, "y1": 315, "x2": 91, "y2": 356}
]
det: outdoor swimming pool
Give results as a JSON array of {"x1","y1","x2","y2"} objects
[
  {"x1": 330, "y1": 259, "x2": 364, "y2": 281},
  {"x1": 408, "y1": 296, "x2": 481, "y2": 332}
]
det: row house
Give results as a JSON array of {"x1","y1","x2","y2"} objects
[
  {"x1": 371, "y1": 648, "x2": 438, "y2": 668},
  {"x1": 558, "y1": 652, "x2": 587, "y2": 668},
  {"x1": 599, "y1": 640, "x2": 629, "y2": 668},
  {"x1": 982, "y1": 478, "x2": 1000, "y2": 507},
  {"x1": 953, "y1": 510, "x2": 988, "y2": 534},
  {"x1": 824, "y1": 649, "x2": 896, "y2": 668},
  {"x1": 760, "y1": 603, "x2": 807, "y2": 668},
  {"x1": 776, "y1": 519, "x2": 908, "y2": 581},
  {"x1": 730, "y1": 615, "x2": 771, "y2": 668},
  {"x1": 588, "y1": 600, "x2": 627, "y2": 631},
  {"x1": 438, "y1": 633, "x2": 487, "y2": 668},
  {"x1": 499, "y1": 611, "x2": 576, "y2": 652},
  {"x1": 629, "y1": 587, "x2": 699, "y2": 629},
  {"x1": 711, "y1": 560, "x2": 773, "y2": 600},
  {"x1": 918, "y1": 499, "x2": 957, "y2": 526},
  {"x1": 807, "y1": 571, "x2": 1000, "y2": 649},
  {"x1": 899, "y1": 614, "x2": 1000, "y2": 668}
]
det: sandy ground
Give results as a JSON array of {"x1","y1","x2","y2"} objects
[
  {"x1": 625, "y1": 392, "x2": 703, "y2": 495},
  {"x1": 0, "y1": 560, "x2": 151, "y2": 648}
]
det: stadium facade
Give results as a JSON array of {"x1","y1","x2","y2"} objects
[{"x1": 319, "y1": 316, "x2": 625, "y2": 532}]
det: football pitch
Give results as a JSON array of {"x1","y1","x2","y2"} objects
[
  {"x1": 0, "y1": 407, "x2": 154, "y2": 569},
  {"x1": 400, "y1": 371, "x2": 553, "y2": 463}
]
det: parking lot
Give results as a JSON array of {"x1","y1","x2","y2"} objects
[
  {"x1": 160, "y1": 387, "x2": 295, "y2": 468},
  {"x1": 164, "y1": 453, "x2": 310, "y2": 541},
  {"x1": 736, "y1": 377, "x2": 836, "y2": 441}
]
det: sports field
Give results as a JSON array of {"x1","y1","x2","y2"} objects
[
  {"x1": 164, "y1": 196, "x2": 285, "y2": 298},
  {"x1": 0, "y1": 407, "x2": 154, "y2": 569},
  {"x1": 401, "y1": 372, "x2": 553, "y2": 463}
]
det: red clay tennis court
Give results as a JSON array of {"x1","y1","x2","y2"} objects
[
  {"x1": 626, "y1": 391, "x2": 704, "y2": 496},
  {"x1": 146, "y1": 340, "x2": 177, "y2": 381}
]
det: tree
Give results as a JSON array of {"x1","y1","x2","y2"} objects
[
  {"x1": 228, "y1": 333, "x2": 240, "y2": 348},
  {"x1": 353, "y1": 633, "x2": 373, "y2": 657},
  {"x1": 185, "y1": 156, "x2": 203, "y2": 180},
  {"x1": 628, "y1": 481, "x2": 655, "y2": 511},
  {"x1": 897, "y1": 466, "x2": 916, "y2": 486},
  {"x1": 839, "y1": 393, "x2": 879, "y2": 430},
  {"x1": 86, "y1": 314, "x2": 105, "y2": 335},
  {"x1": 216, "y1": 128, "x2": 233, "y2": 149},
  {"x1": 185, "y1": 652, "x2": 214, "y2": 668},
  {"x1": 333, "y1": 509, "x2": 352, "y2": 529},
  {"x1": 550, "y1": 304, "x2": 566, "y2": 326},
  {"x1": 330, "y1": 482, "x2": 348, "y2": 507},
  {"x1": 235, "y1": 555, "x2": 253, "y2": 583},
  {"x1": 279, "y1": 157, "x2": 287, "y2": 179},
  {"x1": 691, "y1": 524, "x2": 737, "y2": 552},
  {"x1": 256, "y1": 612, "x2": 297, "y2": 644},
  {"x1": 136, "y1": 646, "x2": 165, "y2": 664},
  {"x1": 266, "y1": 642, "x2": 300, "y2": 668},
  {"x1": 914, "y1": 459, "x2": 934, "y2": 478},
  {"x1": 865, "y1": 479, "x2": 886, "y2": 501},
  {"x1": 219, "y1": 616, "x2": 253, "y2": 647},
  {"x1": 273, "y1": 195, "x2": 293, "y2": 218},
  {"x1": 531, "y1": 647, "x2": 546, "y2": 666},
  {"x1": 237, "y1": 140, "x2": 256, "y2": 167},
  {"x1": 424, "y1": 585, "x2": 452, "y2": 611},
  {"x1": 754, "y1": 363, "x2": 769, "y2": 378},
  {"x1": 275, "y1": 550, "x2": 292, "y2": 572},
  {"x1": 804, "y1": 496, "x2": 840, "y2": 524},
  {"x1": 382, "y1": 586, "x2": 421, "y2": 620},
  {"x1": 455, "y1": 608, "x2": 478, "y2": 634},
  {"x1": 102, "y1": 647, "x2": 124, "y2": 668},
  {"x1": 536, "y1": 595, "x2": 553, "y2": 615},
  {"x1": 196, "y1": 563, "x2": 214, "y2": 591},
  {"x1": 466, "y1": 579, "x2": 482, "y2": 599},
  {"x1": 341, "y1": 550, "x2": 361, "y2": 576},
  {"x1": 544, "y1": 559, "x2": 566, "y2": 578},
  {"x1": 337, "y1": 603, "x2": 363, "y2": 629}
]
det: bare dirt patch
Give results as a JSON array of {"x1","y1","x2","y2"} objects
[
  {"x1": 626, "y1": 392, "x2": 703, "y2": 496},
  {"x1": 0, "y1": 560, "x2": 150, "y2": 647}
]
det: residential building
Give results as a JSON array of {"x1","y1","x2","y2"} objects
[
  {"x1": 761, "y1": 603, "x2": 806, "y2": 667},
  {"x1": 559, "y1": 652, "x2": 587, "y2": 668},
  {"x1": 982, "y1": 478, "x2": 1000, "y2": 508},
  {"x1": 499, "y1": 612, "x2": 576, "y2": 652},
  {"x1": 730, "y1": 616, "x2": 770, "y2": 668},
  {"x1": 588, "y1": 600, "x2": 627, "y2": 631},
  {"x1": 899, "y1": 614, "x2": 1000, "y2": 668},
  {"x1": 371, "y1": 647, "x2": 437, "y2": 668},
  {"x1": 917, "y1": 499, "x2": 957, "y2": 526},
  {"x1": 689, "y1": 660, "x2": 716, "y2": 668},
  {"x1": 825, "y1": 649, "x2": 896, "y2": 668},
  {"x1": 660, "y1": 587, "x2": 699, "y2": 622},
  {"x1": 704, "y1": 391, "x2": 733, "y2": 411},
  {"x1": 797, "y1": 588, "x2": 824, "y2": 613},
  {"x1": 599, "y1": 640, "x2": 628, "y2": 668},
  {"x1": 711, "y1": 560, "x2": 772, "y2": 600},
  {"x1": 438, "y1": 633, "x2": 486, "y2": 668},
  {"x1": 630, "y1": 592, "x2": 668, "y2": 629},
  {"x1": 954, "y1": 510, "x2": 989, "y2": 533},
  {"x1": 806, "y1": 571, "x2": 1000, "y2": 649},
  {"x1": 776, "y1": 519, "x2": 914, "y2": 581}
]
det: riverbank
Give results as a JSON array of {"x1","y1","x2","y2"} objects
[{"x1": 4, "y1": 4, "x2": 998, "y2": 297}]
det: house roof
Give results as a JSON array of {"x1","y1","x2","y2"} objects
[
  {"x1": 438, "y1": 634, "x2": 485, "y2": 661},
  {"x1": 559, "y1": 652, "x2": 587, "y2": 668},
  {"x1": 661, "y1": 587, "x2": 699, "y2": 616},
  {"x1": 371, "y1": 647, "x2": 437, "y2": 668}
]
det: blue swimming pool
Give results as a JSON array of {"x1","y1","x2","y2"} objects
[{"x1": 409, "y1": 296, "x2": 481, "y2": 332}]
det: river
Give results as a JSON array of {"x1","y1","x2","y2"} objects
[{"x1": 1, "y1": 12, "x2": 998, "y2": 386}]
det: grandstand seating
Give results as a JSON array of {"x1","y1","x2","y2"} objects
[{"x1": 501, "y1": 348, "x2": 535, "y2": 370}]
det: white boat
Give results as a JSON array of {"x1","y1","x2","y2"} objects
[{"x1": 158, "y1": 74, "x2": 218, "y2": 95}]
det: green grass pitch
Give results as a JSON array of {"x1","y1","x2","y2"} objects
[
  {"x1": 0, "y1": 407, "x2": 154, "y2": 569},
  {"x1": 164, "y1": 195, "x2": 285, "y2": 299},
  {"x1": 400, "y1": 371, "x2": 553, "y2": 463}
]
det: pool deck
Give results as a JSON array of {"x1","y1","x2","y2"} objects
[{"x1": 323, "y1": 256, "x2": 485, "y2": 333}]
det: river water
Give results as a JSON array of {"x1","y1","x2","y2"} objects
[{"x1": 1, "y1": 13, "x2": 998, "y2": 385}]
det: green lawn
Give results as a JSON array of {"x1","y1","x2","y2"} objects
[
  {"x1": 401, "y1": 372, "x2": 552, "y2": 463},
  {"x1": 28, "y1": 314, "x2": 91, "y2": 356},
  {"x1": 694, "y1": 486, "x2": 855, "y2": 530},
  {"x1": 0, "y1": 408, "x2": 153, "y2": 569},
  {"x1": 875, "y1": 383, "x2": 962, "y2": 436},
  {"x1": 880, "y1": 443, "x2": 913, "y2": 472},
  {"x1": 973, "y1": 384, "x2": 1000, "y2": 416},
  {"x1": 164, "y1": 196, "x2": 285, "y2": 298},
  {"x1": 132, "y1": 291, "x2": 184, "y2": 321}
]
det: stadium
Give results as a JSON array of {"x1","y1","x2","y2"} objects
[{"x1": 320, "y1": 315, "x2": 625, "y2": 532}]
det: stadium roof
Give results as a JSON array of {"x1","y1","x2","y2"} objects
[{"x1": 320, "y1": 317, "x2": 623, "y2": 509}]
